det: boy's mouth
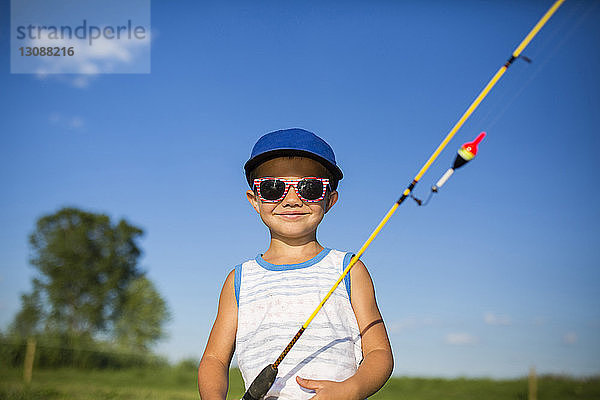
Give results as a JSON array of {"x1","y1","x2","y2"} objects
[{"x1": 275, "y1": 212, "x2": 308, "y2": 220}]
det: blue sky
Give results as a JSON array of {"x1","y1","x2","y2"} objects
[{"x1": 1, "y1": 0, "x2": 599, "y2": 378}]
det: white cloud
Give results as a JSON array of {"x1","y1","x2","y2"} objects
[
  {"x1": 26, "y1": 28, "x2": 152, "y2": 88},
  {"x1": 71, "y1": 76, "x2": 94, "y2": 88},
  {"x1": 69, "y1": 117, "x2": 84, "y2": 129},
  {"x1": 389, "y1": 316, "x2": 437, "y2": 334},
  {"x1": 445, "y1": 332, "x2": 478, "y2": 345},
  {"x1": 563, "y1": 332, "x2": 577, "y2": 345},
  {"x1": 389, "y1": 317, "x2": 417, "y2": 334},
  {"x1": 484, "y1": 312, "x2": 511, "y2": 326},
  {"x1": 49, "y1": 112, "x2": 61, "y2": 123},
  {"x1": 33, "y1": 35, "x2": 149, "y2": 73},
  {"x1": 49, "y1": 113, "x2": 85, "y2": 130}
]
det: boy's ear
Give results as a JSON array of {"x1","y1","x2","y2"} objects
[
  {"x1": 324, "y1": 190, "x2": 338, "y2": 213},
  {"x1": 246, "y1": 189, "x2": 261, "y2": 213}
]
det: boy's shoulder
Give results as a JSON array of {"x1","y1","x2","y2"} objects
[{"x1": 234, "y1": 248, "x2": 353, "y2": 269}]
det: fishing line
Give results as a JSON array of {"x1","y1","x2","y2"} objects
[
  {"x1": 474, "y1": 0, "x2": 585, "y2": 129},
  {"x1": 412, "y1": 0, "x2": 594, "y2": 207},
  {"x1": 484, "y1": 0, "x2": 595, "y2": 130},
  {"x1": 484, "y1": 0, "x2": 597, "y2": 131}
]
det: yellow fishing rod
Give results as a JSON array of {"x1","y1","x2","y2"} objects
[{"x1": 243, "y1": 1, "x2": 566, "y2": 399}]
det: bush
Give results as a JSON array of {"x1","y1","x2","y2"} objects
[
  {"x1": 175, "y1": 358, "x2": 199, "y2": 371},
  {"x1": 0, "y1": 333, "x2": 168, "y2": 370}
]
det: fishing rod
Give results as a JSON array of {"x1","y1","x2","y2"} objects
[{"x1": 242, "y1": 1, "x2": 565, "y2": 399}]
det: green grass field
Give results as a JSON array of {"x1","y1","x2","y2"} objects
[{"x1": 1, "y1": 365, "x2": 599, "y2": 399}]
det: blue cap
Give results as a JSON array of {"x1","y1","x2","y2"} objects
[{"x1": 244, "y1": 128, "x2": 343, "y2": 189}]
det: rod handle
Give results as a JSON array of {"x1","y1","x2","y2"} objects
[{"x1": 242, "y1": 364, "x2": 278, "y2": 400}]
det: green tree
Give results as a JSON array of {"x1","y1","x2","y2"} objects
[
  {"x1": 28, "y1": 207, "x2": 143, "y2": 336},
  {"x1": 114, "y1": 276, "x2": 171, "y2": 351},
  {"x1": 10, "y1": 284, "x2": 44, "y2": 337},
  {"x1": 11, "y1": 207, "x2": 169, "y2": 351}
]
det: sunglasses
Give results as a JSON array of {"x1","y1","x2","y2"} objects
[{"x1": 253, "y1": 177, "x2": 330, "y2": 203}]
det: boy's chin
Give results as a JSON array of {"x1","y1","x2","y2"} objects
[{"x1": 269, "y1": 225, "x2": 318, "y2": 240}]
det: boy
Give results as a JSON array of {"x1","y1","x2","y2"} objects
[{"x1": 198, "y1": 128, "x2": 393, "y2": 399}]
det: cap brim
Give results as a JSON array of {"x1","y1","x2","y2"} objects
[{"x1": 244, "y1": 149, "x2": 343, "y2": 189}]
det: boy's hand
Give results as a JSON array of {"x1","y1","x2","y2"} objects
[{"x1": 296, "y1": 376, "x2": 359, "y2": 400}]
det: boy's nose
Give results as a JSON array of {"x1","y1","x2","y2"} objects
[{"x1": 282, "y1": 185, "x2": 303, "y2": 206}]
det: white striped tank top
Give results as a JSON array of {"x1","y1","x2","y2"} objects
[{"x1": 234, "y1": 248, "x2": 363, "y2": 400}]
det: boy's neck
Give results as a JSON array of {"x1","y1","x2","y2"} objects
[{"x1": 262, "y1": 236, "x2": 324, "y2": 265}]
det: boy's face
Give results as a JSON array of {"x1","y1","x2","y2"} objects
[{"x1": 246, "y1": 157, "x2": 338, "y2": 242}]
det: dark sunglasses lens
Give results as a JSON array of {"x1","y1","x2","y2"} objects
[
  {"x1": 297, "y1": 179, "x2": 324, "y2": 200},
  {"x1": 259, "y1": 179, "x2": 286, "y2": 200}
]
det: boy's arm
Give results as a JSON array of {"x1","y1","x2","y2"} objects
[
  {"x1": 198, "y1": 269, "x2": 238, "y2": 400},
  {"x1": 296, "y1": 260, "x2": 393, "y2": 400}
]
